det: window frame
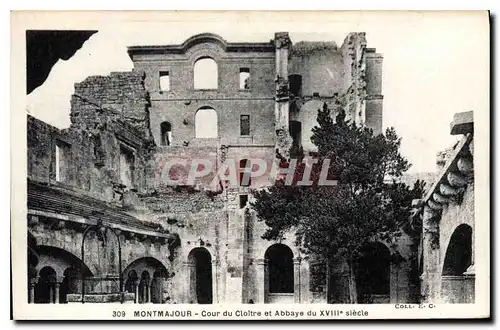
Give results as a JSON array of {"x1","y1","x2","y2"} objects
[
  {"x1": 240, "y1": 114, "x2": 251, "y2": 137},
  {"x1": 239, "y1": 67, "x2": 251, "y2": 91},
  {"x1": 193, "y1": 57, "x2": 219, "y2": 90},
  {"x1": 159, "y1": 71, "x2": 170, "y2": 92}
]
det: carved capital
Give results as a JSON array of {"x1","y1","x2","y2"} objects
[
  {"x1": 28, "y1": 215, "x2": 39, "y2": 227},
  {"x1": 274, "y1": 32, "x2": 291, "y2": 48}
]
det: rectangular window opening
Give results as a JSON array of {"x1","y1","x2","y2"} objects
[
  {"x1": 239, "y1": 68, "x2": 250, "y2": 90},
  {"x1": 240, "y1": 114, "x2": 250, "y2": 136},
  {"x1": 55, "y1": 140, "x2": 70, "y2": 182},
  {"x1": 119, "y1": 145, "x2": 135, "y2": 189},
  {"x1": 159, "y1": 71, "x2": 170, "y2": 91},
  {"x1": 239, "y1": 172, "x2": 252, "y2": 187},
  {"x1": 239, "y1": 194, "x2": 249, "y2": 209}
]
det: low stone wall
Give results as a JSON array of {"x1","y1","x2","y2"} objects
[{"x1": 67, "y1": 292, "x2": 135, "y2": 303}]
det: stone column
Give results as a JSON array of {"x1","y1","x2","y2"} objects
[
  {"x1": 134, "y1": 281, "x2": 139, "y2": 303},
  {"x1": 28, "y1": 276, "x2": 39, "y2": 304},
  {"x1": 183, "y1": 261, "x2": 196, "y2": 303},
  {"x1": 54, "y1": 276, "x2": 64, "y2": 304},
  {"x1": 147, "y1": 281, "x2": 152, "y2": 303},
  {"x1": 274, "y1": 32, "x2": 293, "y2": 158},
  {"x1": 255, "y1": 258, "x2": 267, "y2": 304},
  {"x1": 212, "y1": 259, "x2": 219, "y2": 304},
  {"x1": 421, "y1": 206, "x2": 441, "y2": 303},
  {"x1": 49, "y1": 285, "x2": 54, "y2": 304},
  {"x1": 293, "y1": 257, "x2": 302, "y2": 303}
]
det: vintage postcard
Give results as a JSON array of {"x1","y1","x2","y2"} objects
[{"x1": 11, "y1": 10, "x2": 490, "y2": 320}]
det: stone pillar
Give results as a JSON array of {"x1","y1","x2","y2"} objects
[
  {"x1": 49, "y1": 285, "x2": 54, "y2": 304},
  {"x1": 183, "y1": 261, "x2": 196, "y2": 303},
  {"x1": 54, "y1": 276, "x2": 64, "y2": 304},
  {"x1": 364, "y1": 49, "x2": 384, "y2": 135},
  {"x1": 212, "y1": 259, "x2": 218, "y2": 304},
  {"x1": 421, "y1": 206, "x2": 441, "y2": 303},
  {"x1": 293, "y1": 257, "x2": 302, "y2": 303},
  {"x1": 147, "y1": 281, "x2": 151, "y2": 303},
  {"x1": 255, "y1": 258, "x2": 266, "y2": 304},
  {"x1": 274, "y1": 32, "x2": 293, "y2": 158},
  {"x1": 28, "y1": 276, "x2": 39, "y2": 304},
  {"x1": 54, "y1": 283, "x2": 60, "y2": 304},
  {"x1": 134, "y1": 281, "x2": 139, "y2": 303}
]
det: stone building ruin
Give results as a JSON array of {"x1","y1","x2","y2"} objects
[{"x1": 27, "y1": 32, "x2": 427, "y2": 305}]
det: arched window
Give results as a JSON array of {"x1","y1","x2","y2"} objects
[
  {"x1": 160, "y1": 122, "x2": 172, "y2": 146},
  {"x1": 265, "y1": 244, "x2": 294, "y2": 294},
  {"x1": 194, "y1": 57, "x2": 218, "y2": 90},
  {"x1": 125, "y1": 270, "x2": 138, "y2": 298},
  {"x1": 35, "y1": 266, "x2": 57, "y2": 303},
  {"x1": 195, "y1": 107, "x2": 218, "y2": 138}
]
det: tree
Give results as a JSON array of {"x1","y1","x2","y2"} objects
[{"x1": 251, "y1": 103, "x2": 425, "y2": 303}]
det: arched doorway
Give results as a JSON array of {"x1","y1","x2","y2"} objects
[
  {"x1": 356, "y1": 243, "x2": 391, "y2": 303},
  {"x1": 441, "y1": 224, "x2": 474, "y2": 303},
  {"x1": 188, "y1": 247, "x2": 213, "y2": 304},
  {"x1": 265, "y1": 244, "x2": 294, "y2": 303},
  {"x1": 35, "y1": 266, "x2": 56, "y2": 303}
]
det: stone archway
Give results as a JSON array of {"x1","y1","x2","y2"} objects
[
  {"x1": 31, "y1": 245, "x2": 93, "y2": 304},
  {"x1": 441, "y1": 224, "x2": 474, "y2": 303},
  {"x1": 122, "y1": 257, "x2": 169, "y2": 304},
  {"x1": 188, "y1": 247, "x2": 213, "y2": 304},
  {"x1": 35, "y1": 266, "x2": 57, "y2": 303},
  {"x1": 264, "y1": 244, "x2": 294, "y2": 303}
]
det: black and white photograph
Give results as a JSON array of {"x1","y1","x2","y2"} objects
[{"x1": 11, "y1": 10, "x2": 490, "y2": 320}]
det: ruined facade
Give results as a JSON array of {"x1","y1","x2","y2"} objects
[
  {"x1": 27, "y1": 32, "x2": 420, "y2": 305},
  {"x1": 415, "y1": 111, "x2": 475, "y2": 303}
]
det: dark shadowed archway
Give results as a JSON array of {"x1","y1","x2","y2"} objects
[
  {"x1": 35, "y1": 266, "x2": 56, "y2": 303},
  {"x1": 443, "y1": 224, "x2": 473, "y2": 276},
  {"x1": 441, "y1": 224, "x2": 474, "y2": 303},
  {"x1": 264, "y1": 244, "x2": 294, "y2": 302},
  {"x1": 356, "y1": 242, "x2": 391, "y2": 303},
  {"x1": 188, "y1": 247, "x2": 213, "y2": 304}
]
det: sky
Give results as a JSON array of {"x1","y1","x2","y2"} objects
[{"x1": 24, "y1": 11, "x2": 489, "y2": 174}]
